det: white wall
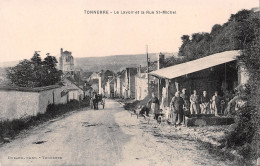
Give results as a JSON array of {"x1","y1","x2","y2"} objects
[
  {"x1": 68, "y1": 91, "x2": 76, "y2": 100},
  {"x1": 135, "y1": 76, "x2": 148, "y2": 100},
  {"x1": 38, "y1": 87, "x2": 68, "y2": 114},
  {"x1": 116, "y1": 78, "x2": 121, "y2": 98},
  {"x1": 0, "y1": 86, "x2": 70, "y2": 121},
  {"x1": 0, "y1": 91, "x2": 39, "y2": 121},
  {"x1": 62, "y1": 79, "x2": 84, "y2": 99}
]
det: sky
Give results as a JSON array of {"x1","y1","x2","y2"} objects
[{"x1": 0, "y1": 0, "x2": 259, "y2": 62}]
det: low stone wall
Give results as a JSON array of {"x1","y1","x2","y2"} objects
[{"x1": 185, "y1": 116, "x2": 235, "y2": 127}]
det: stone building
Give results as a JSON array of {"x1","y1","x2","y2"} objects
[
  {"x1": 59, "y1": 48, "x2": 74, "y2": 74},
  {"x1": 122, "y1": 68, "x2": 138, "y2": 99},
  {"x1": 104, "y1": 77, "x2": 114, "y2": 98},
  {"x1": 0, "y1": 78, "x2": 87, "y2": 121},
  {"x1": 61, "y1": 78, "x2": 85, "y2": 101},
  {"x1": 87, "y1": 72, "x2": 99, "y2": 82},
  {"x1": 113, "y1": 71, "x2": 124, "y2": 98}
]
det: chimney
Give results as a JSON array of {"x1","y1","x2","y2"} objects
[
  {"x1": 138, "y1": 65, "x2": 141, "y2": 74},
  {"x1": 158, "y1": 52, "x2": 165, "y2": 70},
  {"x1": 60, "y1": 48, "x2": 63, "y2": 54}
]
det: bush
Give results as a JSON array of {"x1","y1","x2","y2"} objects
[{"x1": 224, "y1": 21, "x2": 260, "y2": 162}]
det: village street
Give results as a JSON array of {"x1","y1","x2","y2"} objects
[{"x1": 0, "y1": 100, "x2": 236, "y2": 166}]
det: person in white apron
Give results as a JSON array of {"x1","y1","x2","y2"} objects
[
  {"x1": 190, "y1": 90, "x2": 200, "y2": 114},
  {"x1": 150, "y1": 93, "x2": 160, "y2": 120}
]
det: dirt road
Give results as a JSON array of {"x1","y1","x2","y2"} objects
[{"x1": 0, "y1": 100, "x2": 235, "y2": 166}]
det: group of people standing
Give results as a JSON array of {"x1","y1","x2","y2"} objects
[
  {"x1": 189, "y1": 90, "x2": 223, "y2": 116},
  {"x1": 148, "y1": 88, "x2": 227, "y2": 126}
]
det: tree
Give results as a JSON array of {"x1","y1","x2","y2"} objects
[
  {"x1": 191, "y1": 33, "x2": 204, "y2": 43},
  {"x1": 40, "y1": 54, "x2": 61, "y2": 86},
  {"x1": 7, "y1": 52, "x2": 62, "y2": 87},
  {"x1": 31, "y1": 51, "x2": 42, "y2": 66},
  {"x1": 181, "y1": 35, "x2": 190, "y2": 44},
  {"x1": 224, "y1": 14, "x2": 260, "y2": 162},
  {"x1": 178, "y1": 9, "x2": 258, "y2": 61},
  {"x1": 178, "y1": 35, "x2": 190, "y2": 56},
  {"x1": 7, "y1": 60, "x2": 34, "y2": 87},
  {"x1": 211, "y1": 24, "x2": 222, "y2": 35},
  {"x1": 229, "y1": 9, "x2": 252, "y2": 22},
  {"x1": 43, "y1": 54, "x2": 58, "y2": 68}
]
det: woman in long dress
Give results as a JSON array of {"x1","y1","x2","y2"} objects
[
  {"x1": 150, "y1": 93, "x2": 160, "y2": 120},
  {"x1": 90, "y1": 97, "x2": 94, "y2": 109},
  {"x1": 170, "y1": 91, "x2": 184, "y2": 125}
]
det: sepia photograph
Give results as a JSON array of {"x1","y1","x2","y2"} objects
[{"x1": 0, "y1": 0, "x2": 259, "y2": 165}]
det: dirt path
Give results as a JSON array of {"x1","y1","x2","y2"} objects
[{"x1": 0, "y1": 100, "x2": 236, "y2": 166}]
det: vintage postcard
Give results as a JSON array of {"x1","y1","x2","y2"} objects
[{"x1": 0, "y1": 0, "x2": 259, "y2": 166}]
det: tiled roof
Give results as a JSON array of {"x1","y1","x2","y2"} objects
[{"x1": 0, "y1": 85, "x2": 62, "y2": 92}]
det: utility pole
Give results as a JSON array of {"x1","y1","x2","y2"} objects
[{"x1": 146, "y1": 45, "x2": 149, "y2": 94}]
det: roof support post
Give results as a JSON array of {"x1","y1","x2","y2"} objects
[
  {"x1": 158, "y1": 78, "x2": 161, "y2": 102},
  {"x1": 165, "y1": 79, "x2": 169, "y2": 107},
  {"x1": 175, "y1": 81, "x2": 179, "y2": 92}
]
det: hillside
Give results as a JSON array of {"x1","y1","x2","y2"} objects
[
  {"x1": 0, "y1": 67, "x2": 10, "y2": 85},
  {"x1": 0, "y1": 53, "x2": 177, "y2": 72},
  {"x1": 74, "y1": 53, "x2": 176, "y2": 72},
  {"x1": 0, "y1": 61, "x2": 19, "y2": 68}
]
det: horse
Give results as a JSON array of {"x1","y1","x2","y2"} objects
[{"x1": 93, "y1": 94, "x2": 103, "y2": 110}]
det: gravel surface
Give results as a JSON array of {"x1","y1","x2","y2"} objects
[{"x1": 0, "y1": 99, "x2": 237, "y2": 166}]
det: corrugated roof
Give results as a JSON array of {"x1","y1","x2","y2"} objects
[{"x1": 149, "y1": 50, "x2": 241, "y2": 79}]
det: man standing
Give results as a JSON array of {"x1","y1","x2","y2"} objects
[
  {"x1": 93, "y1": 92, "x2": 98, "y2": 110},
  {"x1": 212, "y1": 91, "x2": 221, "y2": 116},
  {"x1": 190, "y1": 90, "x2": 200, "y2": 114},
  {"x1": 170, "y1": 91, "x2": 185, "y2": 126},
  {"x1": 200, "y1": 91, "x2": 210, "y2": 114}
]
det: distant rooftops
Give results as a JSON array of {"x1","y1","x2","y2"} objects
[{"x1": 136, "y1": 73, "x2": 148, "y2": 79}]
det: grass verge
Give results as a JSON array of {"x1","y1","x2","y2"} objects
[{"x1": 0, "y1": 97, "x2": 90, "y2": 143}]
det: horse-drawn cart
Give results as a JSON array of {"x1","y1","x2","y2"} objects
[{"x1": 93, "y1": 94, "x2": 105, "y2": 110}]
